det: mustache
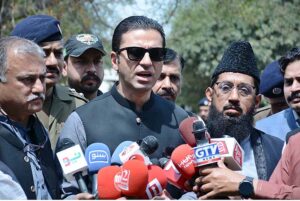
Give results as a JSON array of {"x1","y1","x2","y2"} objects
[
  {"x1": 157, "y1": 88, "x2": 175, "y2": 97},
  {"x1": 81, "y1": 73, "x2": 101, "y2": 83},
  {"x1": 46, "y1": 67, "x2": 60, "y2": 74},
  {"x1": 223, "y1": 104, "x2": 243, "y2": 113},
  {"x1": 27, "y1": 93, "x2": 45, "y2": 102},
  {"x1": 287, "y1": 92, "x2": 300, "y2": 102}
]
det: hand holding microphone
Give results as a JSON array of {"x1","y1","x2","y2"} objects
[{"x1": 170, "y1": 116, "x2": 244, "y2": 196}]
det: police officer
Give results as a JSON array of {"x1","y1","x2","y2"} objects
[
  {"x1": 198, "y1": 97, "x2": 210, "y2": 123},
  {"x1": 11, "y1": 15, "x2": 87, "y2": 150},
  {"x1": 256, "y1": 48, "x2": 300, "y2": 141},
  {"x1": 254, "y1": 60, "x2": 288, "y2": 122},
  {"x1": 64, "y1": 33, "x2": 106, "y2": 100}
]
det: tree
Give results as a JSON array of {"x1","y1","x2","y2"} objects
[
  {"x1": 168, "y1": 0, "x2": 300, "y2": 111},
  {"x1": 0, "y1": 0, "x2": 135, "y2": 69}
]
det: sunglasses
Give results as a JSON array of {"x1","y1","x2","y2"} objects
[{"x1": 116, "y1": 47, "x2": 166, "y2": 62}]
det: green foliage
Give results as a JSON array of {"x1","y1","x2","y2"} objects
[
  {"x1": 0, "y1": 0, "x2": 134, "y2": 69},
  {"x1": 169, "y1": 0, "x2": 300, "y2": 111}
]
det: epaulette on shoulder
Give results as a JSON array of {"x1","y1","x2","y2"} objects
[
  {"x1": 68, "y1": 88, "x2": 88, "y2": 102},
  {"x1": 286, "y1": 127, "x2": 300, "y2": 143},
  {"x1": 255, "y1": 105, "x2": 271, "y2": 113}
]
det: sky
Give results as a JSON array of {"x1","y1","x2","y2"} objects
[{"x1": 115, "y1": 0, "x2": 172, "y2": 35}]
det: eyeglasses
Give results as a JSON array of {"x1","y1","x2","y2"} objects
[
  {"x1": 214, "y1": 81, "x2": 256, "y2": 97},
  {"x1": 116, "y1": 47, "x2": 166, "y2": 62}
]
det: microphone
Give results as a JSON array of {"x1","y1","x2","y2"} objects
[
  {"x1": 142, "y1": 165, "x2": 168, "y2": 199},
  {"x1": 171, "y1": 144, "x2": 196, "y2": 179},
  {"x1": 179, "y1": 117, "x2": 198, "y2": 147},
  {"x1": 191, "y1": 118, "x2": 223, "y2": 167},
  {"x1": 163, "y1": 159, "x2": 187, "y2": 190},
  {"x1": 139, "y1": 135, "x2": 159, "y2": 155},
  {"x1": 118, "y1": 135, "x2": 159, "y2": 165},
  {"x1": 97, "y1": 166, "x2": 122, "y2": 199},
  {"x1": 115, "y1": 159, "x2": 149, "y2": 198},
  {"x1": 111, "y1": 141, "x2": 133, "y2": 166},
  {"x1": 56, "y1": 139, "x2": 88, "y2": 193},
  {"x1": 85, "y1": 143, "x2": 111, "y2": 196},
  {"x1": 210, "y1": 136, "x2": 244, "y2": 170},
  {"x1": 179, "y1": 117, "x2": 243, "y2": 170},
  {"x1": 190, "y1": 118, "x2": 243, "y2": 170},
  {"x1": 179, "y1": 117, "x2": 221, "y2": 167}
]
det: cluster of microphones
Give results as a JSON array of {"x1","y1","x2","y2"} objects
[{"x1": 56, "y1": 116, "x2": 244, "y2": 199}]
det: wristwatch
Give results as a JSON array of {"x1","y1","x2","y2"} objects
[{"x1": 239, "y1": 176, "x2": 254, "y2": 199}]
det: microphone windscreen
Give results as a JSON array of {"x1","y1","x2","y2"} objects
[
  {"x1": 171, "y1": 144, "x2": 196, "y2": 179},
  {"x1": 55, "y1": 138, "x2": 75, "y2": 152},
  {"x1": 140, "y1": 135, "x2": 158, "y2": 155},
  {"x1": 179, "y1": 117, "x2": 197, "y2": 147},
  {"x1": 85, "y1": 143, "x2": 111, "y2": 173},
  {"x1": 142, "y1": 165, "x2": 167, "y2": 199},
  {"x1": 111, "y1": 141, "x2": 133, "y2": 165},
  {"x1": 97, "y1": 166, "x2": 122, "y2": 199},
  {"x1": 115, "y1": 160, "x2": 148, "y2": 197},
  {"x1": 129, "y1": 154, "x2": 145, "y2": 162}
]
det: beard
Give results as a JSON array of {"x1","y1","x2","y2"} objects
[
  {"x1": 206, "y1": 100, "x2": 256, "y2": 143},
  {"x1": 68, "y1": 73, "x2": 101, "y2": 94}
]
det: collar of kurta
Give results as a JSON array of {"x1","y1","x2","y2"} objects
[{"x1": 111, "y1": 83, "x2": 156, "y2": 113}]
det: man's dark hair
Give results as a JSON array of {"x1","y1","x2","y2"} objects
[
  {"x1": 163, "y1": 48, "x2": 185, "y2": 71},
  {"x1": 279, "y1": 47, "x2": 300, "y2": 74},
  {"x1": 112, "y1": 16, "x2": 166, "y2": 52}
]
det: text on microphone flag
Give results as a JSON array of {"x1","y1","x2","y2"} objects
[
  {"x1": 234, "y1": 143, "x2": 243, "y2": 167},
  {"x1": 62, "y1": 152, "x2": 82, "y2": 167},
  {"x1": 89, "y1": 150, "x2": 109, "y2": 163},
  {"x1": 193, "y1": 143, "x2": 221, "y2": 166},
  {"x1": 114, "y1": 168, "x2": 130, "y2": 191},
  {"x1": 145, "y1": 178, "x2": 163, "y2": 199}
]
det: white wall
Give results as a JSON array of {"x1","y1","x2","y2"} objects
[{"x1": 99, "y1": 68, "x2": 118, "y2": 93}]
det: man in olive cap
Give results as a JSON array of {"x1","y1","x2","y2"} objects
[
  {"x1": 64, "y1": 33, "x2": 106, "y2": 100},
  {"x1": 11, "y1": 15, "x2": 87, "y2": 150}
]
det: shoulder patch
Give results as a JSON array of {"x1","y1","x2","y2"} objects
[{"x1": 68, "y1": 88, "x2": 88, "y2": 103}]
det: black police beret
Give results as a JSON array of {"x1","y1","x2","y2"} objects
[
  {"x1": 198, "y1": 97, "x2": 209, "y2": 106},
  {"x1": 259, "y1": 61, "x2": 284, "y2": 98},
  {"x1": 212, "y1": 41, "x2": 260, "y2": 84},
  {"x1": 11, "y1": 14, "x2": 62, "y2": 44}
]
